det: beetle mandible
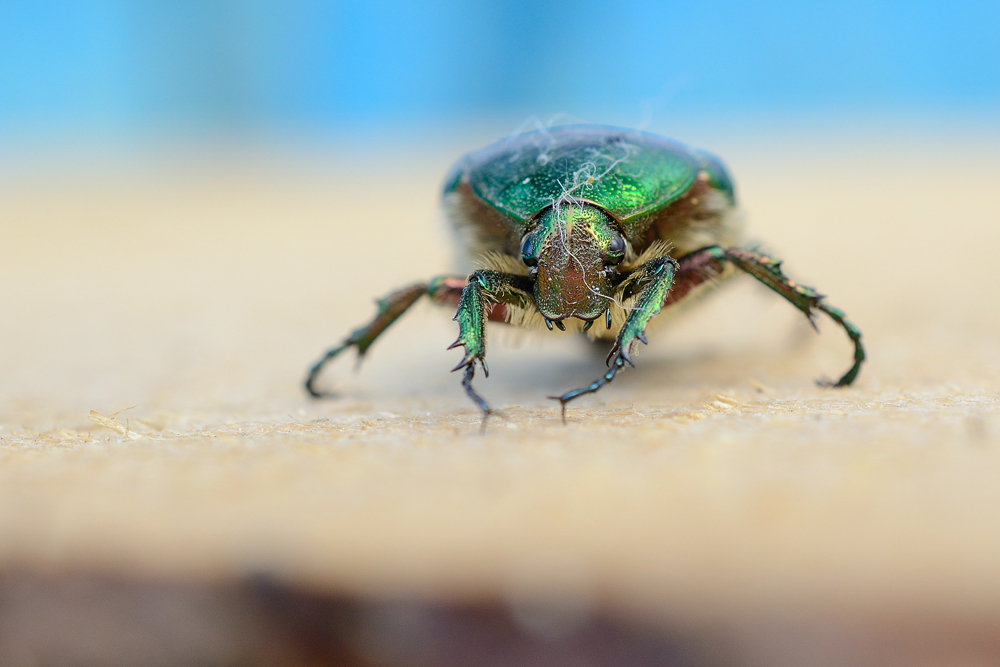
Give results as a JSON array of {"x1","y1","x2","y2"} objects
[{"x1": 305, "y1": 125, "x2": 865, "y2": 420}]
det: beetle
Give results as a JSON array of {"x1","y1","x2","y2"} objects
[{"x1": 305, "y1": 125, "x2": 864, "y2": 420}]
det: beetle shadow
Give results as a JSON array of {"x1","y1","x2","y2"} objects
[
  {"x1": 483, "y1": 314, "x2": 831, "y2": 409},
  {"x1": 477, "y1": 343, "x2": 795, "y2": 410}
]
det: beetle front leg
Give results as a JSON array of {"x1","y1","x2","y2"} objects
[
  {"x1": 306, "y1": 277, "x2": 466, "y2": 397},
  {"x1": 449, "y1": 270, "x2": 534, "y2": 420},
  {"x1": 552, "y1": 256, "x2": 677, "y2": 419}
]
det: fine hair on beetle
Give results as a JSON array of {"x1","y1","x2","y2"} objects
[{"x1": 544, "y1": 140, "x2": 667, "y2": 324}]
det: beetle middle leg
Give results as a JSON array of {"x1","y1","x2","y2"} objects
[
  {"x1": 658, "y1": 245, "x2": 865, "y2": 386},
  {"x1": 723, "y1": 247, "x2": 865, "y2": 386},
  {"x1": 305, "y1": 276, "x2": 469, "y2": 397},
  {"x1": 551, "y1": 255, "x2": 677, "y2": 420},
  {"x1": 449, "y1": 270, "x2": 535, "y2": 420}
]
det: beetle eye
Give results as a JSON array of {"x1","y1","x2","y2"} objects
[
  {"x1": 521, "y1": 236, "x2": 537, "y2": 266},
  {"x1": 607, "y1": 234, "x2": 626, "y2": 263}
]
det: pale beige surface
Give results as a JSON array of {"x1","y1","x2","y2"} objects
[{"x1": 1, "y1": 128, "x2": 999, "y2": 645}]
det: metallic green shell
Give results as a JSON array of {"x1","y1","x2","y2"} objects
[{"x1": 444, "y1": 125, "x2": 730, "y2": 227}]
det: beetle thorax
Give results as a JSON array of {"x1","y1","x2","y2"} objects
[{"x1": 531, "y1": 205, "x2": 617, "y2": 322}]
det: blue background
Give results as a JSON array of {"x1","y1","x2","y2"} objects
[{"x1": 1, "y1": 0, "x2": 998, "y2": 139}]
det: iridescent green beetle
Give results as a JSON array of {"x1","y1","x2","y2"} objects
[{"x1": 306, "y1": 125, "x2": 864, "y2": 419}]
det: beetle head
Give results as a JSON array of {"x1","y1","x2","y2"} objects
[{"x1": 521, "y1": 203, "x2": 626, "y2": 323}]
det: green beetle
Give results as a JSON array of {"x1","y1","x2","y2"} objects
[{"x1": 306, "y1": 125, "x2": 864, "y2": 419}]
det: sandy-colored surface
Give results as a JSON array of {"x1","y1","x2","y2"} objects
[{"x1": 1, "y1": 127, "x2": 999, "y2": 662}]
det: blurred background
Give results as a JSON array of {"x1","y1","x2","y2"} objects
[{"x1": 2, "y1": 0, "x2": 999, "y2": 145}]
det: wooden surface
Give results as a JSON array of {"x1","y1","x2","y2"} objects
[{"x1": 1, "y1": 127, "x2": 998, "y2": 665}]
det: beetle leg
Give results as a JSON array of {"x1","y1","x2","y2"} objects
[
  {"x1": 663, "y1": 246, "x2": 865, "y2": 387},
  {"x1": 550, "y1": 356, "x2": 628, "y2": 423},
  {"x1": 723, "y1": 248, "x2": 865, "y2": 387},
  {"x1": 450, "y1": 270, "x2": 535, "y2": 420},
  {"x1": 812, "y1": 302, "x2": 865, "y2": 387},
  {"x1": 551, "y1": 256, "x2": 677, "y2": 420},
  {"x1": 305, "y1": 278, "x2": 464, "y2": 397}
]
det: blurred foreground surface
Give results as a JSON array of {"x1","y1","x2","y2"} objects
[{"x1": 1, "y1": 125, "x2": 999, "y2": 666}]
